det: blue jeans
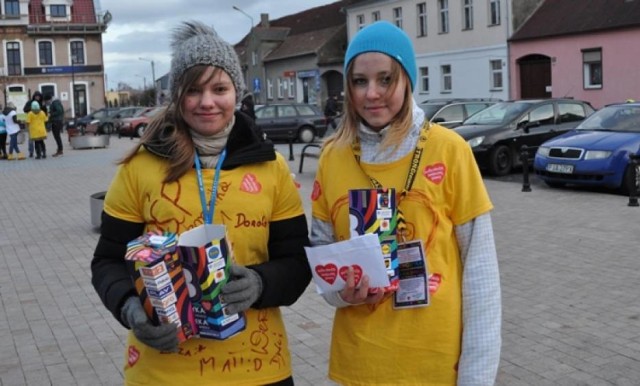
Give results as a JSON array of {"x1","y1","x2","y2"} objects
[{"x1": 9, "y1": 133, "x2": 20, "y2": 154}]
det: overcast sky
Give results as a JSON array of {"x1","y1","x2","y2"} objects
[{"x1": 98, "y1": 0, "x2": 339, "y2": 91}]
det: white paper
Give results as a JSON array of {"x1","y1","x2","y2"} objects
[
  {"x1": 304, "y1": 233, "x2": 390, "y2": 294},
  {"x1": 178, "y1": 224, "x2": 226, "y2": 247}
]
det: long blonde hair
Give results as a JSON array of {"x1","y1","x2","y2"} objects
[
  {"x1": 324, "y1": 58, "x2": 414, "y2": 151},
  {"x1": 120, "y1": 65, "x2": 232, "y2": 183}
]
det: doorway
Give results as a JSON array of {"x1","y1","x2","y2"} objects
[{"x1": 518, "y1": 54, "x2": 551, "y2": 99}]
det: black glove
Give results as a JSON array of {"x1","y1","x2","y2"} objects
[
  {"x1": 120, "y1": 297, "x2": 179, "y2": 352},
  {"x1": 220, "y1": 265, "x2": 263, "y2": 315}
]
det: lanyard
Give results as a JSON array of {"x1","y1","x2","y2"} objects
[
  {"x1": 194, "y1": 149, "x2": 227, "y2": 224},
  {"x1": 351, "y1": 123, "x2": 430, "y2": 198}
]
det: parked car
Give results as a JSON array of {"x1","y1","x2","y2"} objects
[
  {"x1": 111, "y1": 106, "x2": 150, "y2": 132},
  {"x1": 454, "y1": 99, "x2": 595, "y2": 175},
  {"x1": 66, "y1": 107, "x2": 121, "y2": 135},
  {"x1": 534, "y1": 102, "x2": 640, "y2": 193},
  {"x1": 117, "y1": 106, "x2": 165, "y2": 138},
  {"x1": 419, "y1": 98, "x2": 498, "y2": 128},
  {"x1": 254, "y1": 103, "x2": 328, "y2": 143}
]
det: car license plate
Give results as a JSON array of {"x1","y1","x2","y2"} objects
[{"x1": 546, "y1": 164, "x2": 574, "y2": 174}]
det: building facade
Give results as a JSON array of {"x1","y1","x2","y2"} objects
[{"x1": 1, "y1": 0, "x2": 110, "y2": 118}]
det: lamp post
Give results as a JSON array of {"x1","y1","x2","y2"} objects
[
  {"x1": 135, "y1": 74, "x2": 147, "y2": 90},
  {"x1": 232, "y1": 5, "x2": 254, "y2": 29},
  {"x1": 70, "y1": 55, "x2": 76, "y2": 117},
  {"x1": 139, "y1": 57, "x2": 156, "y2": 105},
  {"x1": 233, "y1": 5, "x2": 255, "y2": 101}
]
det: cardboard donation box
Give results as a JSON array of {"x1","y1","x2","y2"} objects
[
  {"x1": 348, "y1": 188, "x2": 399, "y2": 292},
  {"x1": 125, "y1": 226, "x2": 246, "y2": 342}
]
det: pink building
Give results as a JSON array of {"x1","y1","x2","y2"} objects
[{"x1": 508, "y1": 0, "x2": 640, "y2": 109}]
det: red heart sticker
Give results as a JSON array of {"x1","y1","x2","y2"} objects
[
  {"x1": 423, "y1": 163, "x2": 446, "y2": 184},
  {"x1": 128, "y1": 345, "x2": 140, "y2": 367},
  {"x1": 240, "y1": 173, "x2": 262, "y2": 194},
  {"x1": 315, "y1": 263, "x2": 338, "y2": 284},
  {"x1": 338, "y1": 264, "x2": 363, "y2": 286},
  {"x1": 311, "y1": 180, "x2": 322, "y2": 201}
]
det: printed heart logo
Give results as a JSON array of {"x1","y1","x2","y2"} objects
[
  {"x1": 338, "y1": 264, "x2": 363, "y2": 285},
  {"x1": 315, "y1": 263, "x2": 337, "y2": 284},
  {"x1": 311, "y1": 180, "x2": 321, "y2": 201},
  {"x1": 428, "y1": 273, "x2": 442, "y2": 294},
  {"x1": 423, "y1": 163, "x2": 446, "y2": 184},
  {"x1": 201, "y1": 300, "x2": 212, "y2": 312},
  {"x1": 128, "y1": 346, "x2": 140, "y2": 367},
  {"x1": 240, "y1": 173, "x2": 262, "y2": 194}
]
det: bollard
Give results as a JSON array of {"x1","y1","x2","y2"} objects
[
  {"x1": 521, "y1": 145, "x2": 532, "y2": 192},
  {"x1": 288, "y1": 136, "x2": 295, "y2": 161},
  {"x1": 628, "y1": 153, "x2": 640, "y2": 207}
]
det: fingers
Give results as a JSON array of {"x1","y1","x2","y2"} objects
[
  {"x1": 134, "y1": 322, "x2": 179, "y2": 352},
  {"x1": 221, "y1": 276, "x2": 250, "y2": 295},
  {"x1": 339, "y1": 267, "x2": 384, "y2": 305}
]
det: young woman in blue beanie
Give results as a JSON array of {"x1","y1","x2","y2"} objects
[
  {"x1": 91, "y1": 21, "x2": 310, "y2": 385},
  {"x1": 310, "y1": 21, "x2": 501, "y2": 385}
]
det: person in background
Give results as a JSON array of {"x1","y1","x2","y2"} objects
[
  {"x1": 240, "y1": 92, "x2": 256, "y2": 120},
  {"x1": 3, "y1": 102, "x2": 25, "y2": 160},
  {"x1": 25, "y1": 101, "x2": 48, "y2": 159},
  {"x1": 44, "y1": 93, "x2": 65, "y2": 157},
  {"x1": 23, "y1": 91, "x2": 47, "y2": 158},
  {"x1": 91, "y1": 21, "x2": 311, "y2": 385},
  {"x1": 310, "y1": 21, "x2": 501, "y2": 385},
  {"x1": 0, "y1": 105, "x2": 7, "y2": 160},
  {"x1": 324, "y1": 94, "x2": 339, "y2": 130}
]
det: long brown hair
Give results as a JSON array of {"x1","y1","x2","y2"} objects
[
  {"x1": 120, "y1": 65, "x2": 231, "y2": 182},
  {"x1": 324, "y1": 58, "x2": 414, "y2": 151}
]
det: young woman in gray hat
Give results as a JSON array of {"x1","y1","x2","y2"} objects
[{"x1": 91, "y1": 21, "x2": 310, "y2": 385}]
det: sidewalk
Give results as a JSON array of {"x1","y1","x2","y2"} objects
[{"x1": 0, "y1": 135, "x2": 638, "y2": 385}]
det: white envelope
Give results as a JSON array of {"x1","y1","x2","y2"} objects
[{"x1": 304, "y1": 233, "x2": 390, "y2": 294}]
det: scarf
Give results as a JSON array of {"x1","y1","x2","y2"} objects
[{"x1": 190, "y1": 115, "x2": 235, "y2": 168}]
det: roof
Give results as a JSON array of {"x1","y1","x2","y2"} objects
[
  {"x1": 264, "y1": 26, "x2": 343, "y2": 62},
  {"x1": 267, "y1": 0, "x2": 354, "y2": 35},
  {"x1": 29, "y1": 0, "x2": 97, "y2": 24},
  {"x1": 510, "y1": 0, "x2": 640, "y2": 41}
]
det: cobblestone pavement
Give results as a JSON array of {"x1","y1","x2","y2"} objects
[{"x1": 0, "y1": 135, "x2": 638, "y2": 385}]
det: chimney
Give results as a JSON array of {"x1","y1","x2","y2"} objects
[{"x1": 260, "y1": 13, "x2": 269, "y2": 27}]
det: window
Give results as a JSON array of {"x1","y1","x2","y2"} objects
[
  {"x1": 420, "y1": 67, "x2": 429, "y2": 93},
  {"x1": 441, "y1": 65, "x2": 452, "y2": 92},
  {"x1": 277, "y1": 78, "x2": 284, "y2": 99},
  {"x1": 393, "y1": 7, "x2": 403, "y2": 29},
  {"x1": 70, "y1": 40, "x2": 85, "y2": 64},
  {"x1": 287, "y1": 77, "x2": 295, "y2": 98},
  {"x1": 5, "y1": 0, "x2": 20, "y2": 16},
  {"x1": 50, "y1": 4, "x2": 66, "y2": 17},
  {"x1": 463, "y1": 0, "x2": 473, "y2": 30},
  {"x1": 437, "y1": 105, "x2": 464, "y2": 122},
  {"x1": 372, "y1": 11, "x2": 380, "y2": 22},
  {"x1": 277, "y1": 105, "x2": 297, "y2": 118},
  {"x1": 251, "y1": 51, "x2": 257, "y2": 66},
  {"x1": 6, "y1": 42, "x2": 21, "y2": 76},
  {"x1": 267, "y1": 79, "x2": 273, "y2": 100},
  {"x1": 256, "y1": 105, "x2": 275, "y2": 119},
  {"x1": 8, "y1": 85, "x2": 24, "y2": 92},
  {"x1": 582, "y1": 48, "x2": 602, "y2": 89},
  {"x1": 438, "y1": 0, "x2": 449, "y2": 33},
  {"x1": 558, "y1": 103, "x2": 588, "y2": 123},
  {"x1": 356, "y1": 14, "x2": 365, "y2": 30},
  {"x1": 490, "y1": 59, "x2": 503, "y2": 90},
  {"x1": 296, "y1": 105, "x2": 316, "y2": 116},
  {"x1": 41, "y1": 85, "x2": 55, "y2": 98},
  {"x1": 417, "y1": 3, "x2": 427, "y2": 37},
  {"x1": 489, "y1": 0, "x2": 501, "y2": 25},
  {"x1": 524, "y1": 104, "x2": 554, "y2": 127},
  {"x1": 38, "y1": 41, "x2": 53, "y2": 66}
]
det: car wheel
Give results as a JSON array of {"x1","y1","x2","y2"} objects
[
  {"x1": 621, "y1": 164, "x2": 640, "y2": 195},
  {"x1": 297, "y1": 126, "x2": 315, "y2": 143},
  {"x1": 488, "y1": 145, "x2": 512, "y2": 176},
  {"x1": 78, "y1": 124, "x2": 86, "y2": 135},
  {"x1": 544, "y1": 180, "x2": 566, "y2": 189},
  {"x1": 136, "y1": 124, "x2": 147, "y2": 138},
  {"x1": 102, "y1": 123, "x2": 114, "y2": 135}
]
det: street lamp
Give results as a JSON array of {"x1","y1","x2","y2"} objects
[
  {"x1": 139, "y1": 57, "x2": 156, "y2": 105},
  {"x1": 233, "y1": 5, "x2": 256, "y2": 101},
  {"x1": 232, "y1": 6, "x2": 254, "y2": 30},
  {"x1": 70, "y1": 54, "x2": 77, "y2": 117},
  {"x1": 135, "y1": 74, "x2": 147, "y2": 90}
]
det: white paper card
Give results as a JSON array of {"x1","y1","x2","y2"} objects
[
  {"x1": 178, "y1": 224, "x2": 226, "y2": 247},
  {"x1": 304, "y1": 233, "x2": 391, "y2": 294}
]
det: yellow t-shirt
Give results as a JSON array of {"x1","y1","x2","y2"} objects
[
  {"x1": 105, "y1": 149, "x2": 304, "y2": 386},
  {"x1": 26, "y1": 111, "x2": 48, "y2": 140},
  {"x1": 312, "y1": 124, "x2": 493, "y2": 386}
]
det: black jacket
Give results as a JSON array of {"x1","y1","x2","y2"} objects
[
  {"x1": 23, "y1": 91, "x2": 48, "y2": 115},
  {"x1": 91, "y1": 112, "x2": 311, "y2": 326}
]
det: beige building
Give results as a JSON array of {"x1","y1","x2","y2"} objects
[{"x1": 0, "y1": 0, "x2": 110, "y2": 118}]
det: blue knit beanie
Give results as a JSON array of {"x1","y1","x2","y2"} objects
[{"x1": 344, "y1": 21, "x2": 417, "y2": 91}]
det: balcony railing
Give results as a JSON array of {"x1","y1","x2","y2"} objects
[{"x1": 26, "y1": 12, "x2": 111, "y2": 34}]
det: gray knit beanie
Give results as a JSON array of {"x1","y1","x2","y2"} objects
[{"x1": 169, "y1": 21, "x2": 245, "y2": 103}]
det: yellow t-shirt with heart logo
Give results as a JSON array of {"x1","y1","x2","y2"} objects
[{"x1": 312, "y1": 124, "x2": 493, "y2": 385}]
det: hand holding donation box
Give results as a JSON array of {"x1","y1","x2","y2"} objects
[
  {"x1": 125, "y1": 225, "x2": 246, "y2": 343},
  {"x1": 304, "y1": 233, "x2": 390, "y2": 294}
]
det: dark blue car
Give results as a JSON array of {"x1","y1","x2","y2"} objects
[{"x1": 534, "y1": 102, "x2": 640, "y2": 193}]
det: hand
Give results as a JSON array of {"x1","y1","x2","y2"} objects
[
  {"x1": 339, "y1": 267, "x2": 385, "y2": 305},
  {"x1": 120, "y1": 297, "x2": 179, "y2": 352},
  {"x1": 221, "y1": 265, "x2": 263, "y2": 314}
]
